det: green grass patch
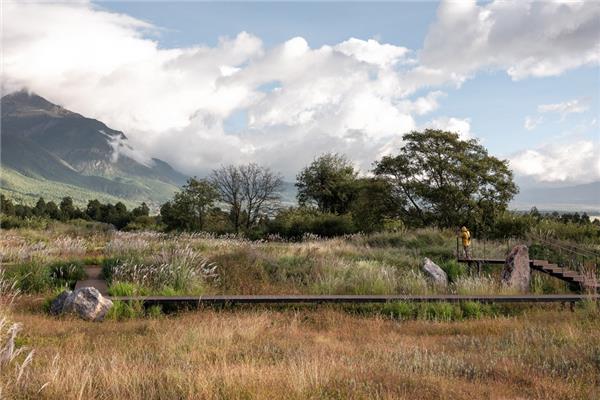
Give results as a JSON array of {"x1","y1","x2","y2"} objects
[
  {"x1": 106, "y1": 300, "x2": 145, "y2": 320},
  {"x1": 440, "y1": 260, "x2": 466, "y2": 283},
  {"x1": 108, "y1": 282, "x2": 150, "y2": 296},
  {"x1": 351, "y1": 301, "x2": 505, "y2": 321},
  {"x1": 48, "y1": 260, "x2": 86, "y2": 287},
  {"x1": 7, "y1": 259, "x2": 86, "y2": 293}
]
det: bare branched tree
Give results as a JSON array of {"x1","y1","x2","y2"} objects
[
  {"x1": 239, "y1": 163, "x2": 283, "y2": 229},
  {"x1": 211, "y1": 163, "x2": 283, "y2": 232},
  {"x1": 210, "y1": 165, "x2": 243, "y2": 232}
]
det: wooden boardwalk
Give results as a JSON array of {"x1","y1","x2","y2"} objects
[
  {"x1": 74, "y1": 266, "x2": 108, "y2": 295},
  {"x1": 109, "y1": 294, "x2": 599, "y2": 308}
]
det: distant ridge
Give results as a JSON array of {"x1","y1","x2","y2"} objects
[
  {"x1": 1, "y1": 90, "x2": 187, "y2": 206},
  {"x1": 511, "y1": 181, "x2": 600, "y2": 212}
]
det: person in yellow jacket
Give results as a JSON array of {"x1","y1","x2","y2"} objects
[{"x1": 460, "y1": 226, "x2": 471, "y2": 259}]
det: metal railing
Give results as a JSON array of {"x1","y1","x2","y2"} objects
[{"x1": 455, "y1": 236, "x2": 516, "y2": 261}]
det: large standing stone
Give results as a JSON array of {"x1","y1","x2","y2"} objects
[
  {"x1": 56, "y1": 287, "x2": 113, "y2": 321},
  {"x1": 501, "y1": 245, "x2": 531, "y2": 292},
  {"x1": 422, "y1": 257, "x2": 448, "y2": 287}
]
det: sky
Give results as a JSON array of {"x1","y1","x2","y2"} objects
[{"x1": 2, "y1": 0, "x2": 599, "y2": 187}]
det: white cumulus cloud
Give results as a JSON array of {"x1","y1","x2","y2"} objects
[
  {"x1": 334, "y1": 38, "x2": 410, "y2": 68},
  {"x1": 2, "y1": 0, "x2": 598, "y2": 184},
  {"x1": 424, "y1": 117, "x2": 472, "y2": 140},
  {"x1": 420, "y1": 0, "x2": 600, "y2": 83},
  {"x1": 2, "y1": 1, "x2": 424, "y2": 177},
  {"x1": 510, "y1": 140, "x2": 600, "y2": 183}
]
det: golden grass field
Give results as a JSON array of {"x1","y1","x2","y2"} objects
[{"x1": 4, "y1": 305, "x2": 599, "y2": 399}]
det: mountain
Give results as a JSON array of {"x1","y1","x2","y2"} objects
[
  {"x1": 1, "y1": 91, "x2": 187, "y2": 207},
  {"x1": 511, "y1": 181, "x2": 600, "y2": 212}
]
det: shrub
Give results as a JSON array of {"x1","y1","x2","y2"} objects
[
  {"x1": 460, "y1": 301, "x2": 483, "y2": 318},
  {"x1": 8, "y1": 260, "x2": 87, "y2": 293},
  {"x1": 488, "y1": 212, "x2": 532, "y2": 239},
  {"x1": 0, "y1": 215, "x2": 48, "y2": 230},
  {"x1": 123, "y1": 216, "x2": 160, "y2": 232},
  {"x1": 104, "y1": 246, "x2": 216, "y2": 294},
  {"x1": 309, "y1": 213, "x2": 355, "y2": 237},
  {"x1": 147, "y1": 305, "x2": 163, "y2": 318},
  {"x1": 382, "y1": 218, "x2": 406, "y2": 233},
  {"x1": 6, "y1": 262, "x2": 51, "y2": 293},
  {"x1": 440, "y1": 260, "x2": 465, "y2": 283},
  {"x1": 269, "y1": 208, "x2": 356, "y2": 239},
  {"x1": 48, "y1": 261, "x2": 85, "y2": 288},
  {"x1": 108, "y1": 282, "x2": 138, "y2": 296},
  {"x1": 533, "y1": 220, "x2": 600, "y2": 243},
  {"x1": 106, "y1": 300, "x2": 144, "y2": 320}
]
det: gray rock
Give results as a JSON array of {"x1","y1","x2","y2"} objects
[
  {"x1": 60, "y1": 287, "x2": 113, "y2": 321},
  {"x1": 422, "y1": 257, "x2": 448, "y2": 287},
  {"x1": 49, "y1": 290, "x2": 72, "y2": 315},
  {"x1": 501, "y1": 245, "x2": 531, "y2": 292}
]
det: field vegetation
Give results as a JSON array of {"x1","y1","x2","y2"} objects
[
  {"x1": 1, "y1": 129, "x2": 599, "y2": 398},
  {"x1": 2, "y1": 299, "x2": 599, "y2": 399},
  {"x1": 2, "y1": 224, "x2": 582, "y2": 300}
]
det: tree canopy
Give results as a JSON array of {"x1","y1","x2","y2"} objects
[
  {"x1": 373, "y1": 129, "x2": 518, "y2": 232},
  {"x1": 160, "y1": 177, "x2": 218, "y2": 231},
  {"x1": 295, "y1": 153, "x2": 358, "y2": 214}
]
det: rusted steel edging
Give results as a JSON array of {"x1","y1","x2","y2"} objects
[{"x1": 109, "y1": 294, "x2": 600, "y2": 307}]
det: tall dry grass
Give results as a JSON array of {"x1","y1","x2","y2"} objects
[
  {"x1": 6, "y1": 307, "x2": 600, "y2": 400},
  {"x1": 0, "y1": 271, "x2": 35, "y2": 397}
]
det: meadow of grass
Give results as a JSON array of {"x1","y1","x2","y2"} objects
[
  {"x1": 0, "y1": 225, "x2": 572, "y2": 297},
  {"x1": 3, "y1": 305, "x2": 599, "y2": 399},
  {"x1": 0, "y1": 223, "x2": 598, "y2": 399}
]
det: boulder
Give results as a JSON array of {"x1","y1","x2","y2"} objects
[
  {"x1": 501, "y1": 245, "x2": 531, "y2": 292},
  {"x1": 422, "y1": 257, "x2": 448, "y2": 287},
  {"x1": 54, "y1": 287, "x2": 113, "y2": 321},
  {"x1": 49, "y1": 290, "x2": 72, "y2": 315}
]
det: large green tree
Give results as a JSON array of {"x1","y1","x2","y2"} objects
[
  {"x1": 373, "y1": 129, "x2": 518, "y2": 232},
  {"x1": 350, "y1": 178, "x2": 395, "y2": 233},
  {"x1": 296, "y1": 153, "x2": 358, "y2": 214},
  {"x1": 160, "y1": 177, "x2": 219, "y2": 231}
]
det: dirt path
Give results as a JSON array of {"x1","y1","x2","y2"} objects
[{"x1": 74, "y1": 265, "x2": 108, "y2": 295}]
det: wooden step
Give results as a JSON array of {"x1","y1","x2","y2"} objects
[
  {"x1": 557, "y1": 271, "x2": 579, "y2": 278},
  {"x1": 541, "y1": 266, "x2": 563, "y2": 273}
]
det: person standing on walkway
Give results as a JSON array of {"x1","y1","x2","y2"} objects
[{"x1": 460, "y1": 226, "x2": 471, "y2": 259}]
